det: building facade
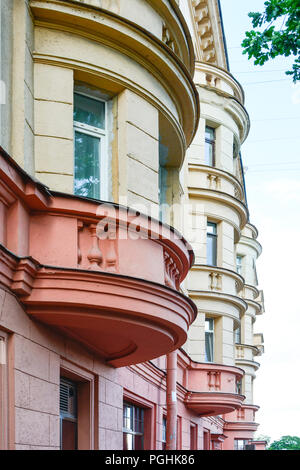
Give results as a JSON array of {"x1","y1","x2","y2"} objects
[{"x1": 0, "y1": 0, "x2": 265, "y2": 450}]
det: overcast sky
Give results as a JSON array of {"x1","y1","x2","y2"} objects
[{"x1": 221, "y1": 0, "x2": 300, "y2": 443}]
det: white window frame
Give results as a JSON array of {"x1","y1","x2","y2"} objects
[
  {"x1": 236, "y1": 255, "x2": 243, "y2": 275},
  {"x1": 73, "y1": 90, "x2": 109, "y2": 201},
  {"x1": 207, "y1": 221, "x2": 217, "y2": 266},
  {"x1": 205, "y1": 318, "x2": 214, "y2": 363}
]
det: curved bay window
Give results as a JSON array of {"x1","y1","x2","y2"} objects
[
  {"x1": 123, "y1": 403, "x2": 144, "y2": 450},
  {"x1": 74, "y1": 90, "x2": 107, "y2": 200},
  {"x1": 205, "y1": 318, "x2": 214, "y2": 363},
  {"x1": 207, "y1": 222, "x2": 217, "y2": 266},
  {"x1": 205, "y1": 126, "x2": 215, "y2": 166}
]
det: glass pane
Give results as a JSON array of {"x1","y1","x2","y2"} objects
[
  {"x1": 123, "y1": 404, "x2": 133, "y2": 431},
  {"x1": 205, "y1": 141, "x2": 214, "y2": 166},
  {"x1": 207, "y1": 234, "x2": 217, "y2": 266},
  {"x1": 235, "y1": 327, "x2": 241, "y2": 343},
  {"x1": 207, "y1": 222, "x2": 217, "y2": 234},
  {"x1": 74, "y1": 93, "x2": 105, "y2": 129},
  {"x1": 205, "y1": 331, "x2": 214, "y2": 362},
  {"x1": 74, "y1": 131, "x2": 100, "y2": 199},
  {"x1": 205, "y1": 127, "x2": 215, "y2": 141},
  {"x1": 61, "y1": 419, "x2": 77, "y2": 450},
  {"x1": 123, "y1": 433, "x2": 134, "y2": 451},
  {"x1": 205, "y1": 318, "x2": 214, "y2": 332},
  {"x1": 135, "y1": 434, "x2": 144, "y2": 451}
]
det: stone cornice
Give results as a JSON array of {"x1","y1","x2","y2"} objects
[
  {"x1": 188, "y1": 186, "x2": 249, "y2": 230},
  {"x1": 188, "y1": 0, "x2": 228, "y2": 69}
]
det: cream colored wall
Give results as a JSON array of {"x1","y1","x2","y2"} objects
[
  {"x1": 117, "y1": 89, "x2": 159, "y2": 216},
  {"x1": 0, "y1": 0, "x2": 13, "y2": 153},
  {"x1": 235, "y1": 224, "x2": 264, "y2": 404},
  {"x1": 34, "y1": 63, "x2": 74, "y2": 193},
  {"x1": 11, "y1": 0, "x2": 35, "y2": 173},
  {"x1": 184, "y1": 75, "x2": 248, "y2": 365},
  {"x1": 8, "y1": 1, "x2": 195, "y2": 220}
]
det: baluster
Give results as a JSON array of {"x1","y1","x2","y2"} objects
[{"x1": 87, "y1": 224, "x2": 103, "y2": 270}]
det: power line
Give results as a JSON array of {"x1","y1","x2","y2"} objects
[
  {"x1": 247, "y1": 168, "x2": 300, "y2": 173},
  {"x1": 248, "y1": 161, "x2": 300, "y2": 167},
  {"x1": 252, "y1": 116, "x2": 300, "y2": 122},
  {"x1": 246, "y1": 137, "x2": 300, "y2": 143},
  {"x1": 232, "y1": 69, "x2": 287, "y2": 74},
  {"x1": 242, "y1": 79, "x2": 290, "y2": 85}
]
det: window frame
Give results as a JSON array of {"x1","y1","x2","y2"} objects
[
  {"x1": 60, "y1": 377, "x2": 78, "y2": 451},
  {"x1": 205, "y1": 126, "x2": 216, "y2": 167},
  {"x1": 123, "y1": 402, "x2": 145, "y2": 450},
  {"x1": 73, "y1": 90, "x2": 109, "y2": 201},
  {"x1": 236, "y1": 255, "x2": 243, "y2": 275},
  {"x1": 207, "y1": 221, "x2": 218, "y2": 266},
  {"x1": 235, "y1": 325, "x2": 241, "y2": 344},
  {"x1": 59, "y1": 359, "x2": 97, "y2": 450},
  {"x1": 205, "y1": 318, "x2": 214, "y2": 363}
]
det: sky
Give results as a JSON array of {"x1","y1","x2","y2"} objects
[{"x1": 221, "y1": 0, "x2": 300, "y2": 443}]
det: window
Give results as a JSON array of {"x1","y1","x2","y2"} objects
[
  {"x1": 207, "y1": 222, "x2": 217, "y2": 266},
  {"x1": 159, "y1": 164, "x2": 168, "y2": 223},
  {"x1": 60, "y1": 377, "x2": 78, "y2": 450},
  {"x1": 236, "y1": 255, "x2": 243, "y2": 275},
  {"x1": 74, "y1": 91, "x2": 107, "y2": 200},
  {"x1": 234, "y1": 439, "x2": 250, "y2": 450},
  {"x1": 235, "y1": 326, "x2": 241, "y2": 344},
  {"x1": 236, "y1": 379, "x2": 243, "y2": 395},
  {"x1": 123, "y1": 403, "x2": 144, "y2": 450},
  {"x1": 205, "y1": 126, "x2": 215, "y2": 166},
  {"x1": 162, "y1": 416, "x2": 167, "y2": 450},
  {"x1": 190, "y1": 424, "x2": 197, "y2": 450},
  {"x1": 203, "y1": 430, "x2": 210, "y2": 450},
  {"x1": 205, "y1": 318, "x2": 214, "y2": 362}
]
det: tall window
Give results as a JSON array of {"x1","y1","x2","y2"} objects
[
  {"x1": 235, "y1": 326, "x2": 241, "y2": 344},
  {"x1": 123, "y1": 403, "x2": 144, "y2": 450},
  {"x1": 205, "y1": 318, "x2": 214, "y2": 362},
  {"x1": 207, "y1": 222, "x2": 217, "y2": 266},
  {"x1": 74, "y1": 91, "x2": 107, "y2": 199},
  {"x1": 236, "y1": 379, "x2": 243, "y2": 395},
  {"x1": 60, "y1": 378, "x2": 78, "y2": 450},
  {"x1": 205, "y1": 126, "x2": 215, "y2": 166},
  {"x1": 190, "y1": 424, "x2": 197, "y2": 450},
  {"x1": 236, "y1": 255, "x2": 243, "y2": 275}
]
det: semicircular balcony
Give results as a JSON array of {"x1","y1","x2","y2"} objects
[
  {"x1": 223, "y1": 404, "x2": 260, "y2": 434},
  {"x1": 235, "y1": 344, "x2": 261, "y2": 373},
  {"x1": 188, "y1": 186, "x2": 249, "y2": 242},
  {"x1": 194, "y1": 62, "x2": 250, "y2": 145},
  {"x1": 0, "y1": 147, "x2": 196, "y2": 368},
  {"x1": 188, "y1": 164, "x2": 244, "y2": 202},
  {"x1": 184, "y1": 362, "x2": 245, "y2": 417},
  {"x1": 195, "y1": 61, "x2": 244, "y2": 104},
  {"x1": 187, "y1": 265, "x2": 246, "y2": 327}
]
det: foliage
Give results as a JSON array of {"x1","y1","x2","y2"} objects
[
  {"x1": 268, "y1": 435, "x2": 300, "y2": 450},
  {"x1": 241, "y1": 0, "x2": 300, "y2": 82},
  {"x1": 255, "y1": 434, "x2": 271, "y2": 445}
]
